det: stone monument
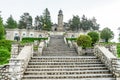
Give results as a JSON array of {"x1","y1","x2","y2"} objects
[{"x1": 57, "y1": 10, "x2": 64, "y2": 31}]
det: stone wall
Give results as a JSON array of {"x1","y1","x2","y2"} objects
[{"x1": 6, "y1": 29, "x2": 49, "y2": 41}]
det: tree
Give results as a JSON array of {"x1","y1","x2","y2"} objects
[
  {"x1": 5, "y1": 15, "x2": 17, "y2": 29},
  {"x1": 87, "y1": 31, "x2": 99, "y2": 45},
  {"x1": 81, "y1": 15, "x2": 94, "y2": 31},
  {"x1": 70, "y1": 15, "x2": 80, "y2": 31},
  {"x1": 18, "y1": 13, "x2": 32, "y2": 29},
  {"x1": 40, "y1": 8, "x2": 52, "y2": 31},
  {"x1": 81, "y1": 15, "x2": 99, "y2": 31},
  {"x1": 0, "y1": 17, "x2": 5, "y2": 40},
  {"x1": 34, "y1": 16, "x2": 41, "y2": 30},
  {"x1": 77, "y1": 35, "x2": 92, "y2": 48},
  {"x1": 100, "y1": 27, "x2": 114, "y2": 42},
  {"x1": 91, "y1": 17, "x2": 99, "y2": 30}
]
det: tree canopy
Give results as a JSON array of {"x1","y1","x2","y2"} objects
[
  {"x1": 69, "y1": 15, "x2": 80, "y2": 31},
  {"x1": 5, "y1": 15, "x2": 17, "y2": 29},
  {"x1": 100, "y1": 27, "x2": 114, "y2": 42},
  {"x1": 18, "y1": 13, "x2": 32, "y2": 29},
  {"x1": 68, "y1": 15, "x2": 99, "y2": 31},
  {"x1": 40, "y1": 8, "x2": 52, "y2": 31}
]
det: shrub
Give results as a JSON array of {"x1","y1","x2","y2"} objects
[
  {"x1": 22, "y1": 37, "x2": 48, "y2": 42},
  {"x1": 77, "y1": 35, "x2": 92, "y2": 48},
  {"x1": 0, "y1": 40, "x2": 12, "y2": 51},
  {"x1": 0, "y1": 49, "x2": 10, "y2": 65},
  {"x1": 87, "y1": 31, "x2": 99, "y2": 45},
  {"x1": 117, "y1": 43, "x2": 120, "y2": 57}
]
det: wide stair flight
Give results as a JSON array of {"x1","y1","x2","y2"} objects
[{"x1": 22, "y1": 35, "x2": 115, "y2": 80}]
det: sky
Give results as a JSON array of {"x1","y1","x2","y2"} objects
[{"x1": 0, "y1": 0, "x2": 120, "y2": 42}]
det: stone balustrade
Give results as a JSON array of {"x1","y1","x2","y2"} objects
[
  {"x1": 94, "y1": 45, "x2": 120, "y2": 80},
  {"x1": 111, "y1": 58, "x2": 120, "y2": 78},
  {"x1": 9, "y1": 45, "x2": 33, "y2": 80},
  {"x1": 38, "y1": 41, "x2": 45, "y2": 56},
  {"x1": 0, "y1": 65, "x2": 9, "y2": 80},
  {"x1": 38, "y1": 37, "x2": 50, "y2": 56},
  {"x1": 72, "y1": 42, "x2": 83, "y2": 55},
  {"x1": 64, "y1": 37, "x2": 67, "y2": 44},
  {"x1": 96, "y1": 43, "x2": 117, "y2": 57}
]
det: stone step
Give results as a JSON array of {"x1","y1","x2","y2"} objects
[
  {"x1": 30, "y1": 59, "x2": 101, "y2": 62},
  {"x1": 28, "y1": 62, "x2": 102, "y2": 65},
  {"x1": 26, "y1": 68, "x2": 108, "y2": 71},
  {"x1": 27, "y1": 65, "x2": 107, "y2": 69},
  {"x1": 32, "y1": 56, "x2": 97, "y2": 59},
  {"x1": 24, "y1": 70, "x2": 110, "y2": 75},
  {"x1": 27, "y1": 64, "x2": 106, "y2": 67},
  {"x1": 22, "y1": 78, "x2": 115, "y2": 80},
  {"x1": 23, "y1": 74, "x2": 113, "y2": 79}
]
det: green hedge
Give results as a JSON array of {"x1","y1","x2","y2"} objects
[
  {"x1": 66, "y1": 38, "x2": 77, "y2": 41},
  {"x1": 117, "y1": 43, "x2": 120, "y2": 57},
  {"x1": 22, "y1": 37, "x2": 48, "y2": 42}
]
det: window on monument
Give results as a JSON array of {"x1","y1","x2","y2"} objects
[
  {"x1": 30, "y1": 34, "x2": 33, "y2": 37},
  {"x1": 23, "y1": 33, "x2": 25, "y2": 36}
]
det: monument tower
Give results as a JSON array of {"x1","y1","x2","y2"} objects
[{"x1": 57, "y1": 10, "x2": 64, "y2": 31}]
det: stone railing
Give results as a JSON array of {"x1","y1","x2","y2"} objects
[
  {"x1": 38, "y1": 37, "x2": 50, "y2": 56},
  {"x1": 94, "y1": 45, "x2": 120, "y2": 79},
  {"x1": 0, "y1": 65, "x2": 9, "y2": 79},
  {"x1": 72, "y1": 42, "x2": 83, "y2": 55},
  {"x1": 96, "y1": 43, "x2": 117, "y2": 57},
  {"x1": 38, "y1": 41, "x2": 45, "y2": 56},
  {"x1": 64, "y1": 37, "x2": 67, "y2": 44},
  {"x1": 9, "y1": 45, "x2": 33, "y2": 80},
  {"x1": 111, "y1": 58, "x2": 120, "y2": 78}
]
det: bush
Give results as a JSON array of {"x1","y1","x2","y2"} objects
[
  {"x1": 0, "y1": 49, "x2": 10, "y2": 65},
  {"x1": 77, "y1": 35, "x2": 92, "y2": 48},
  {"x1": 117, "y1": 43, "x2": 120, "y2": 57},
  {"x1": 22, "y1": 37, "x2": 48, "y2": 42},
  {"x1": 0, "y1": 40, "x2": 12, "y2": 51},
  {"x1": 87, "y1": 31, "x2": 99, "y2": 45}
]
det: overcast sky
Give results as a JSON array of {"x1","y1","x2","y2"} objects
[{"x1": 0, "y1": 0, "x2": 120, "y2": 42}]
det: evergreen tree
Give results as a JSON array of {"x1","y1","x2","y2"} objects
[
  {"x1": 34, "y1": 16, "x2": 41, "y2": 30},
  {"x1": 81, "y1": 15, "x2": 91, "y2": 31},
  {"x1": 18, "y1": 13, "x2": 32, "y2": 29},
  {"x1": 0, "y1": 17, "x2": 5, "y2": 39},
  {"x1": 41, "y1": 8, "x2": 52, "y2": 31},
  {"x1": 70, "y1": 15, "x2": 80, "y2": 31},
  {"x1": 91, "y1": 17, "x2": 99, "y2": 30},
  {"x1": 5, "y1": 15, "x2": 17, "y2": 29}
]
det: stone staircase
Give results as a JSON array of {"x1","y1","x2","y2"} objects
[
  {"x1": 42, "y1": 35, "x2": 77, "y2": 56},
  {"x1": 22, "y1": 35, "x2": 115, "y2": 80}
]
